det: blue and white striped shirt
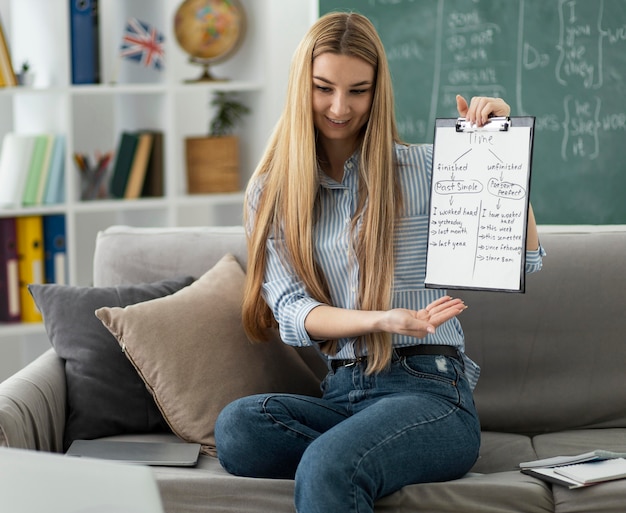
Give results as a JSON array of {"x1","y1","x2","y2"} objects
[{"x1": 247, "y1": 143, "x2": 544, "y2": 389}]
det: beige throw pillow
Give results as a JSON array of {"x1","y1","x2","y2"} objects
[{"x1": 96, "y1": 254, "x2": 322, "y2": 456}]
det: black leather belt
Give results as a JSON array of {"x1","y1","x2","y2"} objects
[{"x1": 330, "y1": 344, "x2": 460, "y2": 371}]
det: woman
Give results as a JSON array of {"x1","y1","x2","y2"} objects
[{"x1": 215, "y1": 11, "x2": 543, "y2": 513}]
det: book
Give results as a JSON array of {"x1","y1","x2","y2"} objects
[
  {"x1": 553, "y1": 458, "x2": 626, "y2": 485},
  {"x1": 0, "y1": 14, "x2": 17, "y2": 87},
  {"x1": 519, "y1": 450, "x2": 626, "y2": 469},
  {"x1": 35, "y1": 134, "x2": 58, "y2": 204},
  {"x1": 69, "y1": 0, "x2": 100, "y2": 84},
  {"x1": 0, "y1": 133, "x2": 36, "y2": 208},
  {"x1": 124, "y1": 132, "x2": 153, "y2": 199},
  {"x1": 109, "y1": 132, "x2": 139, "y2": 198},
  {"x1": 43, "y1": 135, "x2": 66, "y2": 205},
  {"x1": 43, "y1": 214, "x2": 67, "y2": 285},
  {"x1": 16, "y1": 216, "x2": 44, "y2": 322},
  {"x1": 141, "y1": 131, "x2": 164, "y2": 197},
  {"x1": 23, "y1": 134, "x2": 54, "y2": 206},
  {"x1": 0, "y1": 217, "x2": 20, "y2": 322}
]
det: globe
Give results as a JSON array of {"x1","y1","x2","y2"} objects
[{"x1": 174, "y1": 0, "x2": 246, "y2": 81}]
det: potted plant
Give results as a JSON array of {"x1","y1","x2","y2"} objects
[
  {"x1": 185, "y1": 91, "x2": 250, "y2": 193},
  {"x1": 16, "y1": 61, "x2": 34, "y2": 86}
]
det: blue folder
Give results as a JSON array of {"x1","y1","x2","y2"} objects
[
  {"x1": 69, "y1": 0, "x2": 100, "y2": 84},
  {"x1": 43, "y1": 214, "x2": 67, "y2": 285}
]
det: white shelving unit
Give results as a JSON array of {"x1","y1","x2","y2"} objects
[{"x1": 0, "y1": 0, "x2": 318, "y2": 380}]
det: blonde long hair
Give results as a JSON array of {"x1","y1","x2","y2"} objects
[{"x1": 242, "y1": 12, "x2": 403, "y2": 374}]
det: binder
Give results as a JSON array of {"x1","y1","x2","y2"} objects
[
  {"x1": 0, "y1": 133, "x2": 36, "y2": 208},
  {"x1": 16, "y1": 216, "x2": 44, "y2": 322},
  {"x1": 69, "y1": 0, "x2": 100, "y2": 84},
  {"x1": 124, "y1": 132, "x2": 154, "y2": 199},
  {"x1": 43, "y1": 135, "x2": 66, "y2": 205},
  {"x1": 0, "y1": 217, "x2": 20, "y2": 322},
  {"x1": 109, "y1": 132, "x2": 139, "y2": 198},
  {"x1": 0, "y1": 14, "x2": 17, "y2": 87},
  {"x1": 43, "y1": 215, "x2": 67, "y2": 285},
  {"x1": 425, "y1": 116, "x2": 535, "y2": 293},
  {"x1": 23, "y1": 134, "x2": 54, "y2": 206},
  {"x1": 141, "y1": 131, "x2": 164, "y2": 197}
]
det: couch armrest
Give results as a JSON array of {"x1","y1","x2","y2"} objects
[{"x1": 0, "y1": 348, "x2": 66, "y2": 452}]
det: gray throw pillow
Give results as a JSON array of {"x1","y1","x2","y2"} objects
[{"x1": 28, "y1": 277, "x2": 194, "y2": 450}]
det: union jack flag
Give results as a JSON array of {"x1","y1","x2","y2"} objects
[{"x1": 120, "y1": 18, "x2": 165, "y2": 70}]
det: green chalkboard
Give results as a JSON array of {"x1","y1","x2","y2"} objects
[{"x1": 319, "y1": 0, "x2": 626, "y2": 224}]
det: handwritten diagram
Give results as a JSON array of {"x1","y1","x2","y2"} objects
[{"x1": 425, "y1": 119, "x2": 534, "y2": 292}]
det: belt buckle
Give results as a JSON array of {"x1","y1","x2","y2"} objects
[{"x1": 345, "y1": 356, "x2": 365, "y2": 368}]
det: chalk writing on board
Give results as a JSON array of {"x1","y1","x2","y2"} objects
[
  {"x1": 425, "y1": 118, "x2": 534, "y2": 292},
  {"x1": 320, "y1": 0, "x2": 626, "y2": 222}
]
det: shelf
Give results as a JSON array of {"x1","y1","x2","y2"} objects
[
  {"x1": 0, "y1": 205, "x2": 67, "y2": 218},
  {"x1": 0, "y1": 322, "x2": 45, "y2": 337},
  {"x1": 71, "y1": 197, "x2": 169, "y2": 213},
  {"x1": 70, "y1": 81, "x2": 263, "y2": 95},
  {"x1": 0, "y1": 86, "x2": 66, "y2": 96},
  {"x1": 0, "y1": 81, "x2": 264, "y2": 97},
  {"x1": 173, "y1": 192, "x2": 245, "y2": 206},
  {"x1": 171, "y1": 81, "x2": 264, "y2": 93}
]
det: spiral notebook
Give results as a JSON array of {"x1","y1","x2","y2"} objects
[{"x1": 553, "y1": 458, "x2": 626, "y2": 485}]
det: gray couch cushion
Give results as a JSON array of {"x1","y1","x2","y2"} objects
[
  {"x1": 458, "y1": 229, "x2": 626, "y2": 433},
  {"x1": 93, "y1": 226, "x2": 247, "y2": 286},
  {"x1": 376, "y1": 471, "x2": 553, "y2": 513},
  {"x1": 552, "y1": 477, "x2": 626, "y2": 513},
  {"x1": 472, "y1": 432, "x2": 537, "y2": 474},
  {"x1": 156, "y1": 462, "x2": 554, "y2": 513},
  {"x1": 28, "y1": 277, "x2": 194, "y2": 449},
  {"x1": 103, "y1": 433, "x2": 553, "y2": 513},
  {"x1": 531, "y1": 429, "x2": 626, "y2": 460}
]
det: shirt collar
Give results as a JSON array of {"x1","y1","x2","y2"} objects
[{"x1": 317, "y1": 152, "x2": 359, "y2": 189}]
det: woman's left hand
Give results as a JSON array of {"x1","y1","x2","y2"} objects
[
  {"x1": 456, "y1": 95, "x2": 511, "y2": 127},
  {"x1": 381, "y1": 296, "x2": 467, "y2": 339}
]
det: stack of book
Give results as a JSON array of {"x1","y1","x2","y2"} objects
[
  {"x1": 520, "y1": 450, "x2": 626, "y2": 489},
  {"x1": 0, "y1": 133, "x2": 66, "y2": 208},
  {"x1": 109, "y1": 130, "x2": 164, "y2": 199},
  {"x1": 0, "y1": 215, "x2": 67, "y2": 324}
]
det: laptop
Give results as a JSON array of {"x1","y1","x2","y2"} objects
[
  {"x1": 0, "y1": 446, "x2": 165, "y2": 513},
  {"x1": 66, "y1": 439, "x2": 201, "y2": 467}
]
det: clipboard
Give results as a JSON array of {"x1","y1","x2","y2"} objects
[{"x1": 425, "y1": 116, "x2": 535, "y2": 293}]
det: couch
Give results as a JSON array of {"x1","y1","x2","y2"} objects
[{"x1": 1, "y1": 224, "x2": 626, "y2": 513}]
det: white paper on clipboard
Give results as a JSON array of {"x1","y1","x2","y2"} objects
[{"x1": 424, "y1": 116, "x2": 535, "y2": 293}]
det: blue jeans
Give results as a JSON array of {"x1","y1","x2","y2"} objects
[{"x1": 215, "y1": 352, "x2": 480, "y2": 513}]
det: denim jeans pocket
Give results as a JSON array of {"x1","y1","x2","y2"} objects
[{"x1": 397, "y1": 355, "x2": 462, "y2": 406}]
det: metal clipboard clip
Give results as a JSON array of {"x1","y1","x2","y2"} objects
[{"x1": 456, "y1": 116, "x2": 510, "y2": 133}]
